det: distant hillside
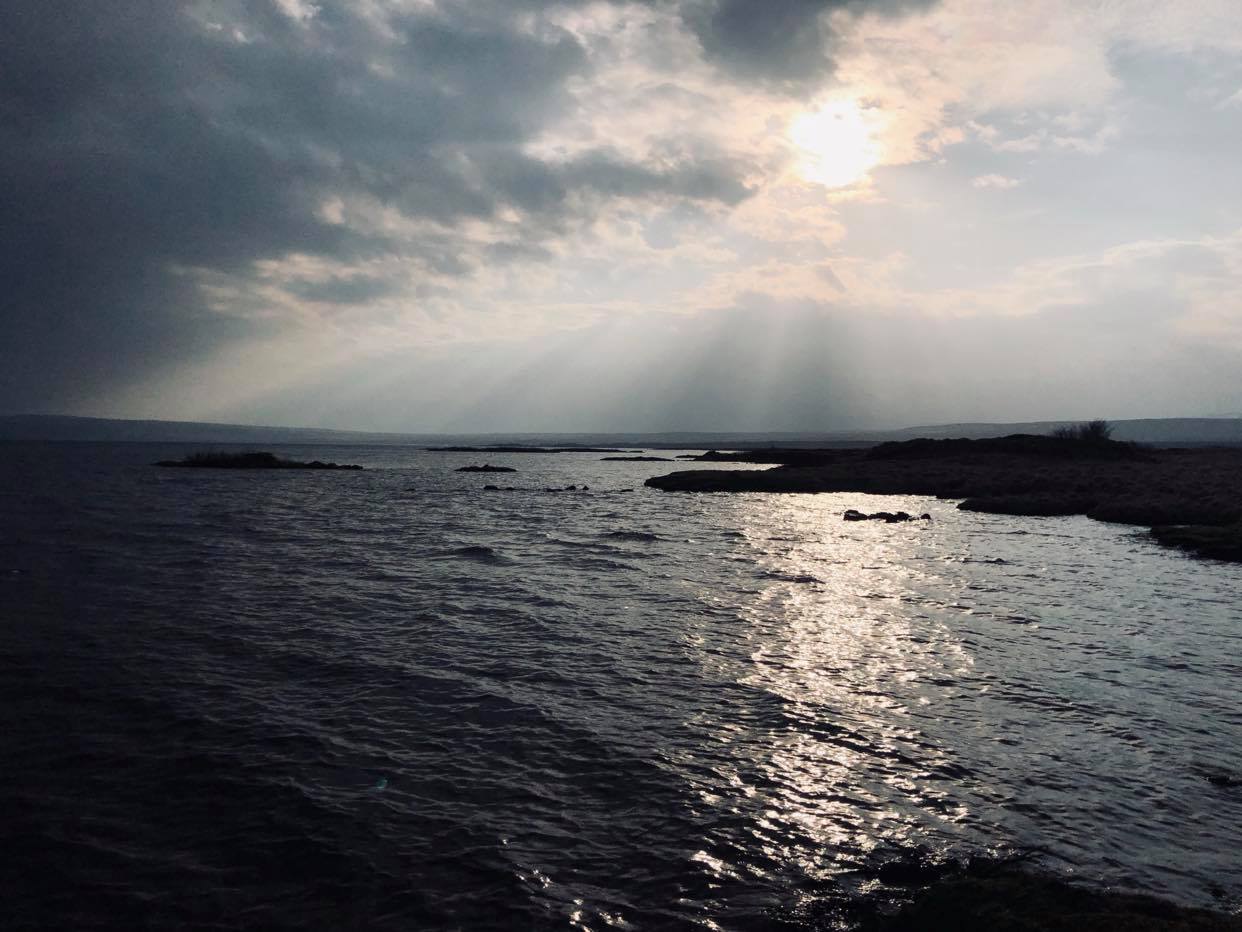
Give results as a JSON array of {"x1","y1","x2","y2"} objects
[
  {"x1": 883, "y1": 418, "x2": 1242, "y2": 445},
  {"x1": 1, "y1": 414, "x2": 1239, "y2": 447},
  {"x1": 0, "y1": 415, "x2": 404, "y2": 445}
]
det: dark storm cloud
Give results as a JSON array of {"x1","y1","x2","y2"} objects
[
  {"x1": 0, "y1": 0, "x2": 933, "y2": 412},
  {"x1": 285, "y1": 275, "x2": 401, "y2": 307},
  {"x1": 0, "y1": 0, "x2": 752, "y2": 410},
  {"x1": 679, "y1": 0, "x2": 936, "y2": 86}
]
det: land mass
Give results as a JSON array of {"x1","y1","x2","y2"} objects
[
  {"x1": 155, "y1": 451, "x2": 362, "y2": 470},
  {"x1": 646, "y1": 435, "x2": 1242, "y2": 562},
  {"x1": 849, "y1": 867, "x2": 1241, "y2": 931},
  {"x1": 5, "y1": 414, "x2": 1242, "y2": 448},
  {"x1": 429, "y1": 445, "x2": 630, "y2": 453}
]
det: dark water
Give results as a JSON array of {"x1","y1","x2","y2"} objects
[{"x1": 1, "y1": 442, "x2": 1239, "y2": 929}]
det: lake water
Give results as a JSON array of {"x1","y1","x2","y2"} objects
[{"x1": 1, "y1": 442, "x2": 1239, "y2": 929}]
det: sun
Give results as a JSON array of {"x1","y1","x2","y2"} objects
[{"x1": 789, "y1": 100, "x2": 882, "y2": 189}]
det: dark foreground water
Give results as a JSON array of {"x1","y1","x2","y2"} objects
[{"x1": 1, "y1": 442, "x2": 1239, "y2": 930}]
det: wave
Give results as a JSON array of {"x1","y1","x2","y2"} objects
[
  {"x1": 439, "y1": 545, "x2": 512, "y2": 565},
  {"x1": 602, "y1": 530, "x2": 660, "y2": 542},
  {"x1": 759, "y1": 570, "x2": 824, "y2": 584},
  {"x1": 5, "y1": 442, "x2": 1239, "y2": 928}
]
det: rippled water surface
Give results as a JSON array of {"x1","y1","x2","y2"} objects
[{"x1": 2, "y1": 442, "x2": 1240, "y2": 929}]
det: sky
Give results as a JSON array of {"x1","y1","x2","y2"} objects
[{"x1": 3, "y1": 0, "x2": 1241, "y2": 432}]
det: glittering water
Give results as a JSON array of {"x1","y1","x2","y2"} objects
[{"x1": 2, "y1": 442, "x2": 1239, "y2": 929}]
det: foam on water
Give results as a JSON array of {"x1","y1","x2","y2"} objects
[{"x1": 1, "y1": 442, "x2": 1240, "y2": 929}]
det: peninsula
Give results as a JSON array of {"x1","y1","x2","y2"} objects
[{"x1": 646, "y1": 430, "x2": 1242, "y2": 562}]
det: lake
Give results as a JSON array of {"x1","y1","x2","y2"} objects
[{"x1": 1, "y1": 442, "x2": 1239, "y2": 929}]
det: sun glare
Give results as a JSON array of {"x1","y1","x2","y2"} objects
[{"x1": 789, "y1": 100, "x2": 881, "y2": 189}]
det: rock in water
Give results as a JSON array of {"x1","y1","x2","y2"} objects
[{"x1": 843, "y1": 509, "x2": 916, "y2": 523}]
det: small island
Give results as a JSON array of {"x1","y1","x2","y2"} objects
[
  {"x1": 155, "y1": 451, "x2": 363, "y2": 470},
  {"x1": 429, "y1": 445, "x2": 627, "y2": 453},
  {"x1": 456, "y1": 464, "x2": 517, "y2": 473},
  {"x1": 645, "y1": 424, "x2": 1242, "y2": 562},
  {"x1": 600, "y1": 455, "x2": 673, "y2": 462}
]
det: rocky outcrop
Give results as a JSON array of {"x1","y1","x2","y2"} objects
[
  {"x1": 844, "y1": 509, "x2": 931, "y2": 522},
  {"x1": 803, "y1": 850, "x2": 1242, "y2": 931},
  {"x1": 871, "y1": 868, "x2": 1241, "y2": 931},
  {"x1": 456, "y1": 464, "x2": 517, "y2": 473},
  {"x1": 1150, "y1": 522, "x2": 1242, "y2": 562},
  {"x1": 480, "y1": 484, "x2": 589, "y2": 492}
]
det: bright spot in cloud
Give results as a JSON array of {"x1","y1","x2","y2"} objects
[
  {"x1": 789, "y1": 100, "x2": 882, "y2": 189},
  {"x1": 971, "y1": 173, "x2": 1023, "y2": 189}
]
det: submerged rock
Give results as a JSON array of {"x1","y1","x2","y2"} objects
[{"x1": 1204, "y1": 769, "x2": 1240, "y2": 788}]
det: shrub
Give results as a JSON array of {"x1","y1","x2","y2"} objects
[{"x1": 1050, "y1": 420, "x2": 1113, "y2": 442}]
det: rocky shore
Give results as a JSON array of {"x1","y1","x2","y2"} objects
[
  {"x1": 775, "y1": 849, "x2": 1241, "y2": 931},
  {"x1": 847, "y1": 868, "x2": 1241, "y2": 931},
  {"x1": 645, "y1": 435, "x2": 1242, "y2": 562}
]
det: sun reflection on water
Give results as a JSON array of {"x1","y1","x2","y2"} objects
[{"x1": 693, "y1": 492, "x2": 980, "y2": 885}]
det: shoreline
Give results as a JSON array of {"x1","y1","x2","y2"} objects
[
  {"x1": 645, "y1": 437, "x2": 1242, "y2": 562},
  {"x1": 825, "y1": 866, "x2": 1242, "y2": 931}
]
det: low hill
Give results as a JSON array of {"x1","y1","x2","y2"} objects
[{"x1": 2, "y1": 414, "x2": 1240, "y2": 448}]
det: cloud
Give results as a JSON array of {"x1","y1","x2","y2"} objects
[
  {"x1": 6, "y1": 0, "x2": 1241, "y2": 430},
  {"x1": 823, "y1": 0, "x2": 1242, "y2": 168},
  {"x1": 678, "y1": 0, "x2": 936, "y2": 88},
  {"x1": 2, "y1": 0, "x2": 963, "y2": 413},
  {"x1": 139, "y1": 293, "x2": 1242, "y2": 432},
  {"x1": 971, "y1": 174, "x2": 1022, "y2": 189},
  {"x1": 3, "y1": 0, "x2": 827, "y2": 412},
  {"x1": 793, "y1": 227, "x2": 1242, "y2": 354}
]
